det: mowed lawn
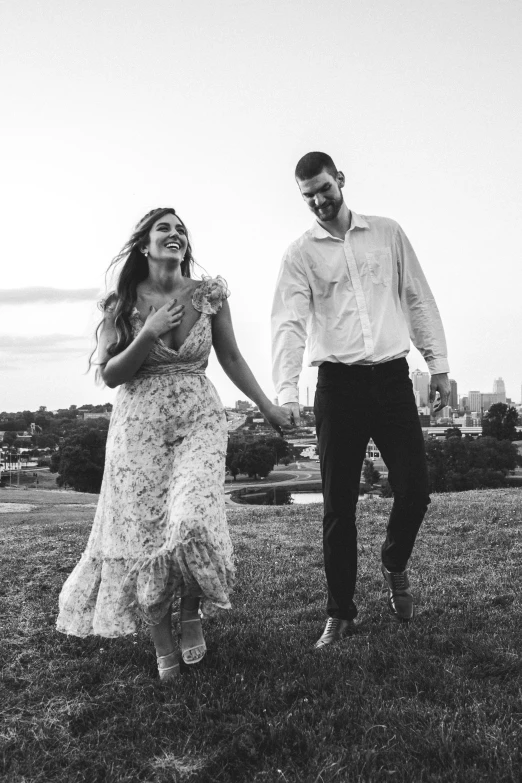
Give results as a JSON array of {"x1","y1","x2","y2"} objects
[{"x1": 1, "y1": 488, "x2": 521, "y2": 783}]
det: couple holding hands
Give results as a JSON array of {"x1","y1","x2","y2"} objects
[{"x1": 57, "y1": 151, "x2": 449, "y2": 681}]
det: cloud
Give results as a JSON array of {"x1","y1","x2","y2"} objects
[
  {"x1": 0, "y1": 287, "x2": 100, "y2": 305},
  {"x1": 0, "y1": 334, "x2": 90, "y2": 357}
]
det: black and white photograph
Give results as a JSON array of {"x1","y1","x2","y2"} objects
[{"x1": 1, "y1": 1, "x2": 521, "y2": 781}]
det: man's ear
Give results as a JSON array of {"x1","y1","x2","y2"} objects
[{"x1": 337, "y1": 171, "x2": 345, "y2": 188}]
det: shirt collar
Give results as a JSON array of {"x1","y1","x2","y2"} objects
[{"x1": 309, "y1": 209, "x2": 369, "y2": 240}]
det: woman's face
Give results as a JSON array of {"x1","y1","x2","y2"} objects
[{"x1": 144, "y1": 213, "x2": 188, "y2": 264}]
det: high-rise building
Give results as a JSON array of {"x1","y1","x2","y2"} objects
[
  {"x1": 468, "y1": 390, "x2": 481, "y2": 413},
  {"x1": 411, "y1": 369, "x2": 430, "y2": 407},
  {"x1": 482, "y1": 393, "x2": 504, "y2": 412},
  {"x1": 449, "y1": 378, "x2": 458, "y2": 410},
  {"x1": 460, "y1": 396, "x2": 469, "y2": 412},
  {"x1": 493, "y1": 377, "x2": 506, "y2": 403}
]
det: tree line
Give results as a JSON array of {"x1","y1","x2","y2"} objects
[
  {"x1": 1, "y1": 404, "x2": 112, "y2": 452},
  {"x1": 7, "y1": 402, "x2": 520, "y2": 495}
]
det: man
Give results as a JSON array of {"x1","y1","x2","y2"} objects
[{"x1": 271, "y1": 151, "x2": 450, "y2": 648}]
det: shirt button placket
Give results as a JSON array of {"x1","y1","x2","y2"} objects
[{"x1": 343, "y1": 239, "x2": 374, "y2": 360}]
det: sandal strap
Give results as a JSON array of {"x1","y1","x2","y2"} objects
[
  {"x1": 157, "y1": 650, "x2": 177, "y2": 660},
  {"x1": 182, "y1": 644, "x2": 206, "y2": 654},
  {"x1": 157, "y1": 651, "x2": 179, "y2": 671}
]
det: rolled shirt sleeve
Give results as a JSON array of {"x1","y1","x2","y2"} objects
[
  {"x1": 395, "y1": 224, "x2": 450, "y2": 376},
  {"x1": 271, "y1": 246, "x2": 312, "y2": 405}
]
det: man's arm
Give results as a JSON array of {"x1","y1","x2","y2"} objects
[
  {"x1": 271, "y1": 246, "x2": 311, "y2": 426},
  {"x1": 395, "y1": 223, "x2": 450, "y2": 409}
]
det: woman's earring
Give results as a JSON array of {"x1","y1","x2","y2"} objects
[{"x1": 142, "y1": 249, "x2": 149, "y2": 257}]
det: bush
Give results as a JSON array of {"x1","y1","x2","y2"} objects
[
  {"x1": 425, "y1": 436, "x2": 520, "y2": 493},
  {"x1": 51, "y1": 424, "x2": 109, "y2": 493}
]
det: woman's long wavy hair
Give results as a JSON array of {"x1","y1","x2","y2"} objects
[{"x1": 90, "y1": 207, "x2": 195, "y2": 377}]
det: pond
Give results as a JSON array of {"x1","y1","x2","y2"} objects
[
  {"x1": 230, "y1": 486, "x2": 321, "y2": 506},
  {"x1": 230, "y1": 485, "x2": 382, "y2": 506}
]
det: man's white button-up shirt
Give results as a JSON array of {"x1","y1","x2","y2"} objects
[{"x1": 271, "y1": 210, "x2": 449, "y2": 405}]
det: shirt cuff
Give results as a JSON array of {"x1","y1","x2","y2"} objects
[
  {"x1": 277, "y1": 389, "x2": 300, "y2": 405},
  {"x1": 426, "y1": 359, "x2": 450, "y2": 375}
]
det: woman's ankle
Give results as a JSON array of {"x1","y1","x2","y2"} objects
[
  {"x1": 180, "y1": 597, "x2": 200, "y2": 620},
  {"x1": 155, "y1": 642, "x2": 175, "y2": 658}
]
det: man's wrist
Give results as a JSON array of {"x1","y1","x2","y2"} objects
[{"x1": 278, "y1": 392, "x2": 299, "y2": 406}]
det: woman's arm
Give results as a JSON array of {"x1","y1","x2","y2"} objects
[
  {"x1": 99, "y1": 300, "x2": 184, "y2": 388},
  {"x1": 212, "y1": 300, "x2": 291, "y2": 429}
]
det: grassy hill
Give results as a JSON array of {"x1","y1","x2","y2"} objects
[{"x1": 1, "y1": 488, "x2": 521, "y2": 782}]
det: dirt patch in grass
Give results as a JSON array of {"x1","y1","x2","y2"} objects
[{"x1": 1, "y1": 488, "x2": 521, "y2": 782}]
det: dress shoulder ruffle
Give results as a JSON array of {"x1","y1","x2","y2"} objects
[{"x1": 192, "y1": 276, "x2": 230, "y2": 315}]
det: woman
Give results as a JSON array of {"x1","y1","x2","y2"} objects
[{"x1": 56, "y1": 207, "x2": 291, "y2": 681}]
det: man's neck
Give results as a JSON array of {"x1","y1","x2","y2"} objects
[{"x1": 318, "y1": 204, "x2": 352, "y2": 239}]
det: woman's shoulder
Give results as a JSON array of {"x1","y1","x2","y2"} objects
[{"x1": 192, "y1": 276, "x2": 230, "y2": 315}]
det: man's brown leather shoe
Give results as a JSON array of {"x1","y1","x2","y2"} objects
[
  {"x1": 314, "y1": 617, "x2": 354, "y2": 649},
  {"x1": 382, "y1": 565, "x2": 414, "y2": 622}
]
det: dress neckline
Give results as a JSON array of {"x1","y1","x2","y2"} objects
[{"x1": 131, "y1": 308, "x2": 204, "y2": 354}]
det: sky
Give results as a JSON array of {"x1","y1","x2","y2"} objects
[{"x1": 1, "y1": 0, "x2": 521, "y2": 412}]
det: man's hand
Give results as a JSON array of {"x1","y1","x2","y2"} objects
[
  {"x1": 430, "y1": 373, "x2": 450, "y2": 413},
  {"x1": 283, "y1": 402, "x2": 301, "y2": 427}
]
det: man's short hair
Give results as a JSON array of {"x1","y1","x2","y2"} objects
[{"x1": 295, "y1": 151, "x2": 338, "y2": 181}]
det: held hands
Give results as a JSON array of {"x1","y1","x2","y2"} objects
[
  {"x1": 263, "y1": 403, "x2": 297, "y2": 435},
  {"x1": 430, "y1": 373, "x2": 451, "y2": 414},
  {"x1": 282, "y1": 402, "x2": 301, "y2": 427},
  {"x1": 143, "y1": 299, "x2": 184, "y2": 339}
]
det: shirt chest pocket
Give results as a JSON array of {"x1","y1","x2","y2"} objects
[{"x1": 365, "y1": 248, "x2": 393, "y2": 286}]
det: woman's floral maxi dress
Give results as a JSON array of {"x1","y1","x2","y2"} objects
[{"x1": 56, "y1": 277, "x2": 234, "y2": 637}]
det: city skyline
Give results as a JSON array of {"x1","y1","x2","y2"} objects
[
  {"x1": 1, "y1": 368, "x2": 521, "y2": 415},
  {"x1": 1, "y1": 1, "x2": 521, "y2": 412},
  {"x1": 408, "y1": 371, "x2": 519, "y2": 410}
]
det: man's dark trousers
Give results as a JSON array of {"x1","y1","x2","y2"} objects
[{"x1": 314, "y1": 358, "x2": 430, "y2": 621}]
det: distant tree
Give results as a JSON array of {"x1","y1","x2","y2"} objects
[
  {"x1": 54, "y1": 408, "x2": 78, "y2": 421},
  {"x1": 226, "y1": 433, "x2": 291, "y2": 478},
  {"x1": 240, "y1": 443, "x2": 275, "y2": 480},
  {"x1": 51, "y1": 424, "x2": 109, "y2": 493},
  {"x1": 380, "y1": 478, "x2": 393, "y2": 498},
  {"x1": 226, "y1": 440, "x2": 244, "y2": 481},
  {"x1": 469, "y1": 437, "x2": 520, "y2": 472},
  {"x1": 258, "y1": 435, "x2": 292, "y2": 465},
  {"x1": 425, "y1": 438, "x2": 447, "y2": 492},
  {"x1": 49, "y1": 449, "x2": 60, "y2": 474},
  {"x1": 22, "y1": 410, "x2": 35, "y2": 426},
  {"x1": 2, "y1": 431, "x2": 16, "y2": 446},
  {"x1": 2, "y1": 420, "x2": 26, "y2": 432},
  {"x1": 33, "y1": 432, "x2": 59, "y2": 450},
  {"x1": 35, "y1": 412, "x2": 52, "y2": 430},
  {"x1": 424, "y1": 435, "x2": 520, "y2": 493},
  {"x1": 362, "y1": 458, "x2": 380, "y2": 486},
  {"x1": 482, "y1": 404, "x2": 519, "y2": 441},
  {"x1": 445, "y1": 427, "x2": 462, "y2": 439}
]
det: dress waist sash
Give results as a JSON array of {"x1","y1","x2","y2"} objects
[{"x1": 136, "y1": 363, "x2": 206, "y2": 378}]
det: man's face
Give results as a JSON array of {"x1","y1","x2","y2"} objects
[{"x1": 297, "y1": 169, "x2": 345, "y2": 222}]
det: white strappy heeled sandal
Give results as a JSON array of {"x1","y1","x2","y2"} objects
[
  {"x1": 156, "y1": 650, "x2": 180, "y2": 681},
  {"x1": 180, "y1": 618, "x2": 207, "y2": 665}
]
